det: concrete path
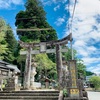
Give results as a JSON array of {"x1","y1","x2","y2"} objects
[{"x1": 88, "y1": 91, "x2": 100, "y2": 100}]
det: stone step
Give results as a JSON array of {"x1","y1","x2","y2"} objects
[
  {"x1": 0, "y1": 90, "x2": 59, "y2": 93},
  {"x1": 64, "y1": 97, "x2": 88, "y2": 100},
  {"x1": 0, "y1": 90, "x2": 59, "y2": 100},
  {"x1": 0, "y1": 96, "x2": 58, "y2": 99},
  {"x1": 0, "y1": 98, "x2": 58, "y2": 100},
  {"x1": 0, "y1": 93, "x2": 59, "y2": 96}
]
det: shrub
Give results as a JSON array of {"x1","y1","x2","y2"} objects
[{"x1": 89, "y1": 76, "x2": 100, "y2": 90}]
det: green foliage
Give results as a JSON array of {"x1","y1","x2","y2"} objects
[
  {"x1": 89, "y1": 76, "x2": 100, "y2": 90},
  {"x1": 0, "y1": 17, "x2": 18, "y2": 64},
  {"x1": 35, "y1": 54, "x2": 57, "y2": 81},
  {"x1": 86, "y1": 71, "x2": 94, "y2": 76},
  {"x1": 5, "y1": 25, "x2": 17, "y2": 51},
  {"x1": 64, "y1": 48, "x2": 77, "y2": 60},
  {"x1": 2, "y1": 79, "x2": 7, "y2": 89},
  {"x1": 77, "y1": 59, "x2": 86, "y2": 78},
  {"x1": 15, "y1": 0, "x2": 57, "y2": 42},
  {"x1": 0, "y1": 17, "x2": 8, "y2": 59},
  {"x1": 63, "y1": 89, "x2": 68, "y2": 97},
  {"x1": 3, "y1": 25, "x2": 17, "y2": 63}
]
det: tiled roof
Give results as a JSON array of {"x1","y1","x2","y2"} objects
[
  {"x1": 0, "y1": 60, "x2": 20, "y2": 73},
  {"x1": 0, "y1": 60, "x2": 9, "y2": 65},
  {"x1": 7, "y1": 65, "x2": 20, "y2": 73}
]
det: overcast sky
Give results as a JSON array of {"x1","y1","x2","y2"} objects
[{"x1": 0, "y1": 0, "x2": 100, "y2": 74}]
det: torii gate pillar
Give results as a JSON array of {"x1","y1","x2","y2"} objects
[
  {"x1": 23, "y1": 47, "x2": 32, "y2": 89},
  {"x1": 56, "y1": 44, "x2": 63, "y2": 89}
]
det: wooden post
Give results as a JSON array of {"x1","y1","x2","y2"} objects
[
  {"x1": 24, "y1": 47, "x2": 32, "y2": 89},
  {"x1": 56, "y1": 44, "x2": 63, "y2": 89}
]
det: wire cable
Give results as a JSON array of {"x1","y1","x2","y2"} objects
[
  {"x1": 67, "y1": 0, "x2": 70, "y2": 32},
  {"x1": 69, "y1": 0, "x2": 77, "y2": 33},
  {"x1": 68, "y1": 0, "x2": 77, "y2": 60}
]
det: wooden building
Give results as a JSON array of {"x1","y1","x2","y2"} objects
[{"x1": 0, "y1": 60, "x2": 20, "y2": 91}]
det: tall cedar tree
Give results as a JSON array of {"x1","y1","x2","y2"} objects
[
  {"x1": 15, "y1": 0, "x2": 58, "y2": 82},
  {"x1": 15, "y1": 0, "x2": 57, "y2": 42},
  {"x1": 4, "y1": 25, "x2": 17, "y2": 63},
  {"x1": 0, "y1": 17, "x2": 7, "y2": 60}
]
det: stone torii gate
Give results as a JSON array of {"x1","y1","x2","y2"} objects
[
  {"x1": 19, "y1": 33, "x2": 72, "y2": 89},
  {"x1": 19, "y1": 33, "x2": 88, "y2": 100}
]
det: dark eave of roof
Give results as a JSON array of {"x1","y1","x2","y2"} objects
[
  {"x1": 0, "y1": 60, "x2": 9, "y2": 65},
  {"x1": 0, "y1": 60, "x2": 20, "y2": 73},
  {"x1": 0, "y1": 65, "x2": 14, "y2": 71}
]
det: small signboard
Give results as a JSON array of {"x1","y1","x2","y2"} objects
[
  {"x1": 40, "y1": 43, "x2": 46, "y2": 53},
  {"x1": 70, "y1": 88, "x2": 79, "y2": 97}
]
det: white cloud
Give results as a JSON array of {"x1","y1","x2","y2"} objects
[
  {"x1": 88, "y1": 46, "x2": 97, "y2": 51},
  {"x1": 82, "y1": 57, "x2": 100, "y2": 65},
  {"x1": 41, "y1": 0, "x2": 52, "y2": 6},
  {"x1": 54, "y1": 5, "x2": 60, "y2": 11},
  {"x1": 0, "y1": 0, "x2": 23, "y2": 9},
  {"x1": 10, "y1": 0, "x2": 23, "y2": 5},
  {"x1": 62, "y1": 0, "x2": 67, "y2": 3},
  {"x1": 52, "y1": 0, "x2": 67, "y2": 3},
  {"x1": 73, "y1": 40, "x2": 97, "y2": 57},
  {"x1": 65, "y1": 4, "x2": 69, "y2": 11},
  {"x1": 87, "y1": 64, "x2": 100, "y2": 74},
  {"x1": 66, "y1": 0, "x2": 100, "y2": 73},
  {"x1": 13, "y1": 26, "x2": 19, "y2": 40},
  {"x1": 0, "y1": 1, "x2": 10, "y2": 9},
  {"x1": 74, "y1": 40, "x2": 86, "y2": 47},
  {"x1": 55, "y1": 16, "x2": 65, "y2": 26},
  {"x1": 41, "y1": 0, "x2": 67, "y2": 6}
]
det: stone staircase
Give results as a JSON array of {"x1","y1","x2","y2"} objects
[{"x1": 0, "y1": 90, "x2": 59, "y2": 100}]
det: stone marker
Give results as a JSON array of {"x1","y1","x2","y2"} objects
[{"x1": 64, "y1": 60, "x2": 88, "y2": 100}]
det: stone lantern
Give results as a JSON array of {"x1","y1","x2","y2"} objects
[
  {"x1": 62, "y1": 57, "x2": 69, "y2": 88},
  {"x1": 30, "y1": 59, "x2": 37, "y2": 89}
]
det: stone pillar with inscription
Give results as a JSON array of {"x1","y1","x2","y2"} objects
[
  {"x1": 64, "y1": 60, "x2": 88, "y2": 100},
  {"x1": 68, "y1": 60, "x2": 80, "y2": 98}
]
